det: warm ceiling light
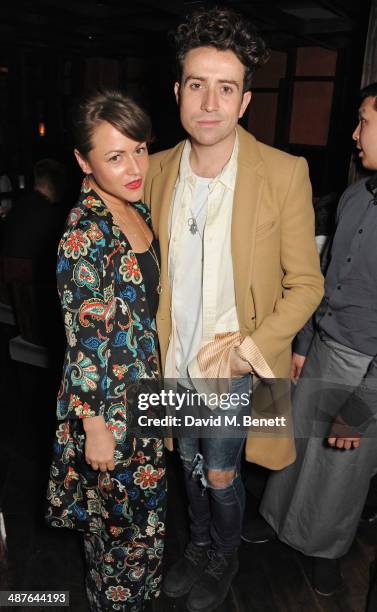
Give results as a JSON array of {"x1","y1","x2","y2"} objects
[{"x1": 38, "y1": 122, "x2": 46, "y2": 137}]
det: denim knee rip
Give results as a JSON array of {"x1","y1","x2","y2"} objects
[
  {"x1": 181, "y1": 452, "x2": 208, "y2": 490},
  {"x1": 182, "y1": 452, "x2": 238, "y2": 491}
]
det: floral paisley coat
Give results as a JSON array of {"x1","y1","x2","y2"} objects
[{"x1": 46, "y1": 179, "x2": 166, "y2": 607}]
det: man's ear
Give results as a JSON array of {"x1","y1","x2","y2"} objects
[
  {"x1": 74, "y1": 149, "x2": 91, "y2": 175},
  {"x1": 174, "y1": 82, "x2": 180, "y2": 106},
  {"x1": 239, "y1": 91, "x2": 252, "y2": 119}
]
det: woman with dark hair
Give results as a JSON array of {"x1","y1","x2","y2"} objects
[{"x1": 46, "y1": 90, "x2": 166, "y2": 611}]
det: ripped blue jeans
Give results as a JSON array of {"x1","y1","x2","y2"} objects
[{"x1": 176, "y1": 375, "x2": 251, "y2": 555}]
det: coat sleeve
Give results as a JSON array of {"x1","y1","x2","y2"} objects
[
  {"x1": 250, "y1": 157, "x2": 324, "y2": 369},
  {"x1": 292, "y1": 315, "x2": 316, "y2": 357},
  {"x1": 56, "y1": 219, "x2": 115, "y2": 419},
  {"x1": 293, "y1": 189, "x2": 345, "y2": 357}
]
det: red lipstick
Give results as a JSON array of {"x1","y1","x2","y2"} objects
[{"x1": 125, "y1": 179, "x2": 142, "y2": 189}]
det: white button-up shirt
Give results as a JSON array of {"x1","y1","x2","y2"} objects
[{"x1": 166, "y1": 133, "x2": 240, "y2": 379}]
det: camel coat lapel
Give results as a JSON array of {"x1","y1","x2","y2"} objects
[{"x1": 232, "y1": 126, "x2": 266, "y2": 335}]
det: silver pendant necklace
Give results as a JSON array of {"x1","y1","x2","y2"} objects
[
  {"x1": 187, "y1": 209, "x2": 203, "y2": 238},
  {"x1": 188, "y1": 216, "x2": 199, "y2": 235}
]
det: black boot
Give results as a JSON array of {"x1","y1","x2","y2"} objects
[
  {"x1": 241, "y1": 514, "x2": 276, "y2": 543},
  {"x1": 311, "y1": 557, "x2": 344, "y2": 596},
  {"x1": 163, "y1": 541, "x2": 210, "y2": 598},
  {"x1": 186, "y1": 548, "x2": 239, "y2": 612}
]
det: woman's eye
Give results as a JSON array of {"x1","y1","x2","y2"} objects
[
  {"x1": 109, "y1": 154, "x2": 120, "y2": 163},
  {"x1": 135, "y1": 146, "x2": 146, "y2": 155}
]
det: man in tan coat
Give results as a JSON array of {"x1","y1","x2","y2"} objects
[{"x1": 143, "y1": 6, "x2": 323, "y2": 612}]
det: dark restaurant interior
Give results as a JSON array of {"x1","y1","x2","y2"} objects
[{"x1": 1, "y1": 1, "x2": 377, "y2": 610}]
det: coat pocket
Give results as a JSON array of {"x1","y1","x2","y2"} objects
[{"x1": 255, "y1": 219, "x2": 277, "y2": 240}]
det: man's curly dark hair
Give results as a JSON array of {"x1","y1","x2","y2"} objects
[{"x1": 171, "y1": 6, "x2": 269, "y2": 92}]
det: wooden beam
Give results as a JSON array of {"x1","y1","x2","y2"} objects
[
  {"x1": 302, "y1": 17, "x2": 353, "y2": 34},
  {"x1": 240, "y1": 2, "x2": 338, "y2": 49},
  {"x1": 315, "y1": 0, "x2": 358, "y2": 19}
]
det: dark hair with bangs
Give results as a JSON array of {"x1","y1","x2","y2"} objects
[
  {"x1": 171, "y1": 6, "x2": 269, "y2": 92},
  {"x1": 360, "y1": 82, "x2": 377, "y2": 110},
  {"x1": 73, "y1": 90, "x2": 153, "y2": 158}
]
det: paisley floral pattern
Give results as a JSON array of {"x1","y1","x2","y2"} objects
[
  {"x1": 62, "y1": 228, "x2": 91, "y2": 259},
  {"x1": 120, "y1": 251, "x2": 143, "y2": 284},
  {"x1": 46, "y1": 178, "x2": 166, "y2": 611},
  {"x1": 73, "y1": 257, "x2": 100, "y2": 292}
]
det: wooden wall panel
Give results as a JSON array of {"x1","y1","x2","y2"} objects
[
  {"x1": 296, "y1": 47, "x2": 337, "y2": 76},
  {"x1": 289, "y1": 81, "x2": 334, "y2": 145},
  {"x1": 248, "y1": 92, "x2": 278, "y2": 145},
  {"x1": 252, "y1": 50, "x2": 287, "y2": 88}
]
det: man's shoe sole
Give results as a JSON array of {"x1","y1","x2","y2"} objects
[
  {"x1": 185, "y1": 562, "x2": 239, "y2": 612},
  {"x1": 313, "y1": 576, "x2": 345, "y2": 597},
  {"x1": 314, "y1": 586, "x2": 343, "y2": 597},
  {"x1": 163, "y1": 574, "x2": 204, "y2": 599},
  {"x1": 240, "y1": 534, "x2": 276, "y2": 544}
]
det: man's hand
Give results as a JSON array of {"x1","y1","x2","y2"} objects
[
  {"x1": 328, "y1": 436, "x2": 360, "y2": 450},
  {"x1": 83, "y1": 415, "x2": 116, "y2": 472},
  {"x1": 230, "y1": 346, "x2": 251, "y2": 377},
  {"x1": 328, "y1": 415, "x2": 361, "y2": 450},
  {"x1": 290, "y1": 353, "x2": 306, "y2": 384}
]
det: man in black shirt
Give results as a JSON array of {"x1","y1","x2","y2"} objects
[
  {"x1": 1, "y1": 158, "x2": 66, "y2": 274},
  {"x1": 255, "y1": 83, "x2": 377, "y2": 598},
  {"x1": 0, "y1": 158, "x2": 66, "y2": 350}
]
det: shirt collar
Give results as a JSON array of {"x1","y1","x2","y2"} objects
[
  {"x1": 78, "y1": 176, "x2": 110, "y2": 218},
  {"x1": 366, "y1": 172, "x2": 377, "y2": 203},
  {"x1": 179, "y1": 131, "x2": 239, "y2": 190}
]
